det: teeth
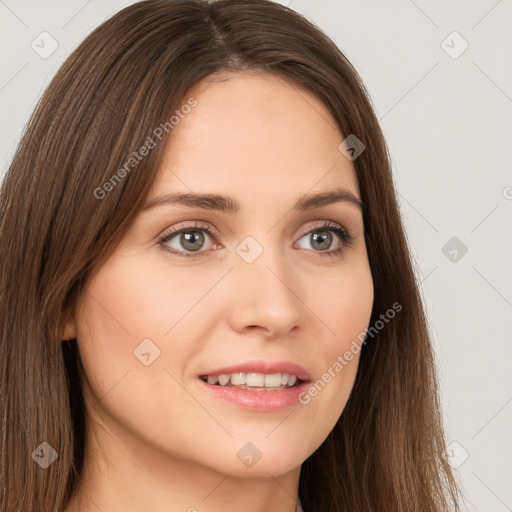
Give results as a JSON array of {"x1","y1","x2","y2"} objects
[
  {"x1": 218, "y1": 374, "x2": 230, "y2": 386},
  {"x1": 230, "y1": 372, "x2": 245, "y2": 385},
  {"x1": 202, "y1": 372, "x2": 300, "y2": 388},
  {"x1": 264, "y1": 373, "x2": 282, "y2": 387},
  {"x1": 207, "y1": 375, "x2": 219, "y2": 385},
  {"x1": 246, "y1": 373, "x2": 265, "y2": 387}
]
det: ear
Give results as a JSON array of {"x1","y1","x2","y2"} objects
[{"x1": 62, "y1": 311, "x2": 77, "y2": 341}]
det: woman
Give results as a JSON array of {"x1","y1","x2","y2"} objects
[{"x1": 0, "y1": 0, "x2": 462, "y2": 510}]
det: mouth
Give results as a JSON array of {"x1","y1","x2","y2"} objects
[
  {"x1": 198, "y1": 372, "x2": 306, "y2": 391},
  {"x1": 197, "y1": 372, "x2": 312, "y2": 412}
]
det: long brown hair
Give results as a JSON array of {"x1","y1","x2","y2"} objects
[{"x1": 0, "y1": 0, "x2": 461, "y2": 510}]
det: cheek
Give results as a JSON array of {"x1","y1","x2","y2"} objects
[
  {"x1": 74, "y1": 253, "x2": 221, "y2": 412},
  {"x1": 312, "y1": 257, "x2": 374, "y2": 349},
  {"x1": 296, "y1": 258, "x2": 373, "y2": 435},
  {"x1": 77, "y1": 254, "x2": 211, "y2": 347},
  {"x1": 74, "y1": 258, "x2": 202, "y2": 449},
  {"x1": 73, "y1": 257, "x2": 173, "y2": 405}
]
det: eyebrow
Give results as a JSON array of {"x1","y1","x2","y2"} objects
[{"x1": 142, "y1": 187, "x2": 363, "y2": 213}]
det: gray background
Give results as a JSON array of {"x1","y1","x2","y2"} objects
[{"x1": 1, "y1": 1, "x2": 511, "y2": 510}]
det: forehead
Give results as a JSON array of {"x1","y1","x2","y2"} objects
[{"x1": 150, "y1": 71, "x2": 359, "y2": 204}]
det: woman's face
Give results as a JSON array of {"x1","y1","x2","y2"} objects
[{"x1": 66, "y1": 71, "x2": 373, "y2": 479}]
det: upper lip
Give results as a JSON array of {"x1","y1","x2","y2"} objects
[{"x1": 199, "y1": 360, "x2": 312, "y2": 382}]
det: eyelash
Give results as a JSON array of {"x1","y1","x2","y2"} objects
[{"x1": 157, "y1": 220, "x2": 353, "y2": 259}]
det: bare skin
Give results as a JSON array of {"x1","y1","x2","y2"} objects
[{"x1": 63, "y1": 70, "x2": 374, "y2": 512}]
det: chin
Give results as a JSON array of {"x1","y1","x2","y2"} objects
[{"x1": 176, "y1": 438, "x2": 304, "y2": 478}]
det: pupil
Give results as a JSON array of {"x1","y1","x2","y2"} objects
[
  {"x1": 311, "y1": 231, "x2": 331, "y2": 250},
  {"x1": 181, "y1": 230, "x2": 204, "y2": 251}
]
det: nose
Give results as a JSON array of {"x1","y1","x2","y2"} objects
[{"x1": 226, "y1": 246, "x2": 304, "y2": 338}]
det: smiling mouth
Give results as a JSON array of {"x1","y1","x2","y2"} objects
[{"x1": 199, "y1": 373, "x2": 304, "y2": 390}]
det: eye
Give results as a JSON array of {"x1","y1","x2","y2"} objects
[
  {"x1": 295, "y1": 221, "x2": 353, "y2": 257},
  {"x1": 158, "y1": 220, "x2": 354, "y2": 259},
  {"x1": 158, "y1": 221, "x2": 218, "y2": 258}
]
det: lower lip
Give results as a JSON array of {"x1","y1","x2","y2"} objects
[{"x1": 197, "y1": 378, "x2": 311, "y2": 412}]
